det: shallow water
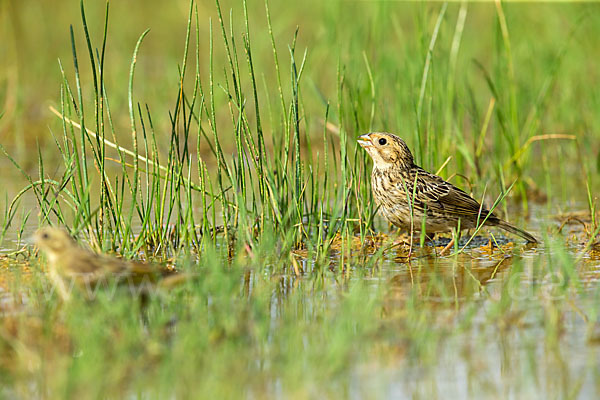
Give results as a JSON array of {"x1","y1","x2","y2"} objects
[
  {"x1": 353, "y1": 253, "x2": 600, "y2": 399},
  {"x1": 1, "y1": 204, "x2": 599, "y2": 399},
  {"x1": 279, "y1": 206, "x2": 600, "y2": 398}
]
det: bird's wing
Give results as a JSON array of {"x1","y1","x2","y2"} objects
[
  {"x1": 410, "y1": 168, "x2": 491, "y2": 217},
  {"x1": 57, "y1": 249, "x2": 166, "y2": 290},
  {"x1": 60, "y1": 250, "x2": 102, "y2": 276},
  {"x1": 60, "y1": 250, "x2": 114, "y2": 286},
  {"x1": 123, "y1": 261, "x2": 163, "y2": 285},
  {"x1": 99, "y1": 255, "x2": 165, "y2": 286}
]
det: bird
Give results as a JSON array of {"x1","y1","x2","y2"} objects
[
  {"x1": 32, "y1": 227, "x2": 185, "y2": 301},
  {"x1": 357, "y1": 132, "x2": 538, "y2": 247}
]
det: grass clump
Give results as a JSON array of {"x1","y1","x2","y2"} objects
[{"x1": 3, "y1": 1, "x2": 597, "y2": 254}]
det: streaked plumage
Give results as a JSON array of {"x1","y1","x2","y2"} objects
[{"x1": 358, "y1": 132, "x2": 538, "y2": 243}]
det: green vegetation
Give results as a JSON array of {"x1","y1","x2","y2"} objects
[{"x1": 1, "y1": 0, "x2": 599, "y2": 398}]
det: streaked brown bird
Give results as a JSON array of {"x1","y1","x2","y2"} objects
[
  {"x1": 33, "y1": 227, "x2": 184, "y2": 301},
  {"x1": 358, "y1": 132, "x2": 538, "y2": 245}
]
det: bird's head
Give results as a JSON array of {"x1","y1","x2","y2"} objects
[
  {"x1": 357, "y1": 132, "x2": 414, "y2": 170},
  {"x1": 33, "y1": 227, "x2": 78, "y2": 261}
]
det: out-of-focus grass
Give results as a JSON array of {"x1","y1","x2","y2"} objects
[
  {"x1": 2, "y1": 1, "x2": 599, "y2": 181},
  {"x1": 1, "y1": 231, "x2": 600, "y2": 398},
  {"x1": 1, "y1": 0, "x2": 600, "y2": 398}
]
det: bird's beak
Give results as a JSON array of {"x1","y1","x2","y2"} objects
[{"x1": 357, "y1": 134, "x2": 372, "y2": 148}]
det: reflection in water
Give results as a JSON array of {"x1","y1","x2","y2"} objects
[
  {"x1": 385, "y1": 253, "x2": 514, "y2": 306},
  {"x1": 362, "y1": 239, "x2": 600, "y2": 399},
  {"x1": 1, "y1": 229, "x2": 600, "y2": 398}
]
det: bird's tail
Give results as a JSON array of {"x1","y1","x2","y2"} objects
[{"x1": 496, "y1": 220, "x2": 538, "y2": 243}]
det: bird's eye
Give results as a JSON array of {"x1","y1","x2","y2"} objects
[
  {"x1": 378, "y1": 138, "x2": 387, "y2": 145},
  {"x1": 41, "y1": 233, "x2": 49, "y2": 239}
]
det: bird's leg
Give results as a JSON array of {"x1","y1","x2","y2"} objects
[
  {"x1": 440, "y1": 237, "x2": 454, "y2": 256},
  {"x1": 440, "y1": 229, "x2": 460, "y2": 256}
]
